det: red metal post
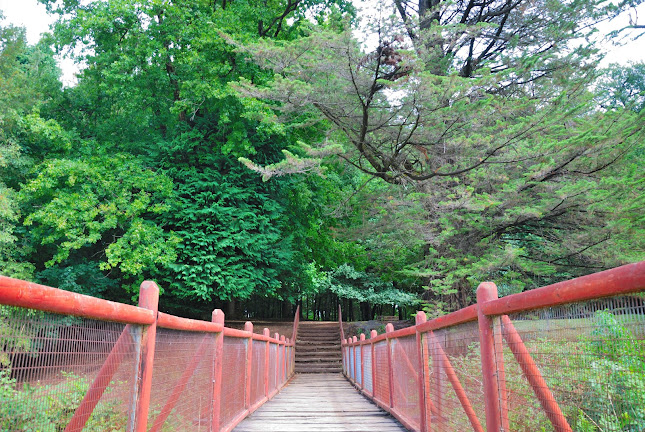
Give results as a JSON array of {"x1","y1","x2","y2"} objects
[
  {"x1": 501, "y1": 315, "x2": 572, "y2": 432},
  {"x1": 65, "y1": 326, "x2": 134, "y2": 432},
  {"x1": 415, "y1": 311, "x2": 429, "y2": 432},
  {"x1": 285, "y1": 338, "x2": 290, "y2": 378},
  {"x1": 131, "y1": 281, "x2": 159, "y2": 432},
  {"x1": 386, "y1": 323, "x2": 395, "y2": 409},
  {"x1": 210, "y1": 309, "x2": 225, "y2": 432},
  {"x1": 264, "y1": 328, "x2": 270, "y2": 397},
  {"x1": 245, "y1": 322, "x2": 253, "y2": 409},
  {"x1": 343, "y1": 339, "x2": 348, "y2": 376},
  {"x1": 360, "y1": 333, "x2": 366, "y2": 389},
  {"x1": 274, "y1": 332, "x2": 280, "y2": 388},
  {"x1": 477, "y1": 282, "x2": 502, "y2": 432},
  {"x1": 370, "y1": 330, "x2": 377, "y2": 397}
]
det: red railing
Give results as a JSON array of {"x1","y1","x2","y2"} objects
[
  {"x1": 0, "y1": 276, "x2": 299, "y2": 432},
  {"x1": 341, "y1": 262, "x2": 645, "y2": 432}
]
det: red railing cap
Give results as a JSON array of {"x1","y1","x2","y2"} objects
[{"x1": 0, "y1": 276, "x2": 154, "y2": 325}]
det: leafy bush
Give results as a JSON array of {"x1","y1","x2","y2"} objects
[
  {"x1": 0, "y1": 369, "x2": 127, "y2": 431},
  {"x1": 574, "y1": 311, "x2": 645, "y2": 431}
]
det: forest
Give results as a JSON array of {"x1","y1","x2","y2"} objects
[{"x1": 0, "y1": 0, "x2": 643, "y2": 321}]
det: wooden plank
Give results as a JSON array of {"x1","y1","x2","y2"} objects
[{"x1": 233, "y1": 373, "x2": 408, "y2": 432}]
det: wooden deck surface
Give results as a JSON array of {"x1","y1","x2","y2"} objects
[{"x1": 233, "y1": 373, "x2": 407, "y2": 432}]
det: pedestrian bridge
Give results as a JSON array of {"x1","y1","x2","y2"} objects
[{"x1": 0, "y1": 262, "x2": 644, "y2": 432}]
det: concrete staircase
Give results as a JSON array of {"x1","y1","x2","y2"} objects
[{"x1": 295, "y1": 321, "x2": 342, "y2": 373}]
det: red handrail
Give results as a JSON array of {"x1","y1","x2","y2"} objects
[
  {"x1": 482, "y1": 261, "x2": 645, "y2": 316},
  {"x1": 0, "y1": 275, "x2": 154, "y2": 324}
]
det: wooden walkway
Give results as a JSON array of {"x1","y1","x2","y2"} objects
[{"x1": 233, "y1": 374, "x2": 407, "y2": 432}]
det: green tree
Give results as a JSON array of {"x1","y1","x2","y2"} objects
[
  {"x1": 231, "y1": 2, "x2": 645, "y2": 309},
  {"x1": 33, "y1": 0, "x2": 355, "y2": 314},
  {"x1": 597, "y1": 62, "x2": 645, "y2": 112},
  {"x1": 0, "y1": 17, "x2": 62, "y2": 279},
  {"x1": 19, "y1": 153, "x2": 179, "y2": 293}
]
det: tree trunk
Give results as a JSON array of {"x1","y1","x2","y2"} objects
[
  {"x1": 282, "y1": 301, "x2": 292, "y2": 319},
  {"x1": 360, "y1": 302, "x2": 370, "y2": 321},
  {"x1": 225, "y1": 299, "x2": 235, "y2": 319}
]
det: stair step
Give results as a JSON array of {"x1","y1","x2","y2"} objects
[
  {"x1": 297, "y1": 333, "x2": 339, "y2": 338},
  {"x1": 295, "y1": 352, "x2": 341, "y2": 358},
  {"x1": 296, "y1": 340, "x2": 341, "y2": 344},
  {"x1": 294, "y1": 323, "x2": 343, "y2": 374},
  {"x1": 295, "y1": 357, "x2": 342, "y2": 363},
  {"x1": 295, "y1": 367, "x2": 343, "y2": 373},
  {"x1": 296, "y1": 348, "x2": 341, "y2": 353}
]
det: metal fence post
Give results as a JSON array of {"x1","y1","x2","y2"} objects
[
  {"x1": 210, "y1": 309, "x2": 225, "y2": 432},
  {"x1": 415, "y1": 311, "x2": 430, "y2": 432},
  {"x1": 477, "y1": 282, "x2": 502, "y2": 432},
  {"x1": 245, "y1": 322, "x2": 253, "y2": 409},
  {"x1": 360, "y1": 333, "x2": 365, "y2": 390},
  {"x1": 386, "y1": 323, "x2": 395, "y2": 409},
  {"x1": 343, "y1": 338, "x2": 347, "y2": 375},
  {"x1": 130, "y1": 281, "x2": 159, "y2": 432},
  {"x1": 370, "y1": 330, "x2": 377, "y2": 397}
]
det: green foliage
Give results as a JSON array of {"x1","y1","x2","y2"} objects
[
  {"x1": 36, "y1": 263, "x2": 119, "y2": 298},
  {"x1": 230, "y1": 2, "x2": 645, "y2": 313},
  {"x1": 0, "y1": 20, "x2": 62, "y2": 280},
  {"x1": 310, "y1": 263, "x2": 418, "y2": 306},
  {"x1": 20, "y1": 154, "x2": 178, "y2": 275},
  {"x1": 0, "y1": 21, "x2": 61, "y2": 116},
  {"x1": 596, "y1": 62, "x2": 645, "y2": 113},
  {"x1": 0, "y1": 370, "x2": 127, "y2": 431},
  {"x1": 160, "y1": 162, "x2": 293, "y2": 301},
  {"x1": 576, "y1": 311, "x2": 645, "y2": 431},
  {"x1": 0, "y1": 0, "x2": 636, "y2": 317}
]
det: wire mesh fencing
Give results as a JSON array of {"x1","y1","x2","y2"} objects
[
  {"x1": 341, "y1": 262, "x2": 645, "y2": 432},
  {"x1": 496, "y1": 295, "x2": 645, "y2": 432},
  {"x1": 268, "y1": 343, "x2": 277, "y2": 394},
  {"x1": 391, "y1": 335, "x2": 421, "y2": 430},
  {"x1": 363, "y1": 343, "x2": 373, "y2": 395},
  {"x1": 250, "y1": 339, "x2": 266, "y2": 407},
  {"x1": 428, "y1": 321, "x2": 486, "y2": 432},
  {"x1": 148, "y1": 329, "x2": 214, "y2": 431},
  {"x1": 0, "y1": 276, "x2": 298, "y2": 432},
  {"x1": 1, "y1": 308, "x2": 139, "y2": 431}
]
